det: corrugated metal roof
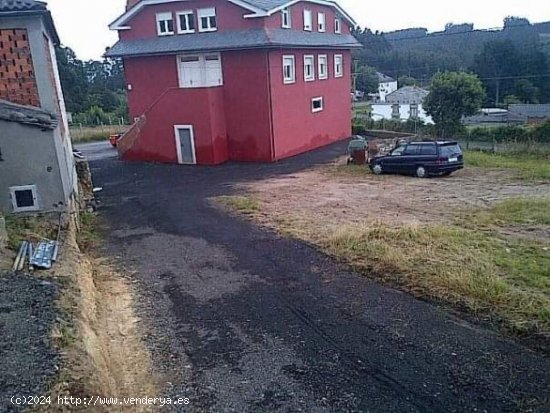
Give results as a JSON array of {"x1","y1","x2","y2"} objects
[
  {"x1": 0, "y1": 99, "x2": 57, "y2": 130},
  {"x1": 0, "y1": 0, "x2": 46, "y2": 12},
  {"x1": 105, "y1": 28, "x2": 360, "y2": 57},
  {"x1": 509, "y1": 104, "x2": 550, "y2": 118}
]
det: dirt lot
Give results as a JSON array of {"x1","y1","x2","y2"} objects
[{"x1": 235, "y1": 156, "x2": 549, "y2": 231}]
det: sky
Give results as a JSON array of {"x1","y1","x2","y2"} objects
[{"x1": 45, "y1": 0, "x2": 550, "y2": 61}]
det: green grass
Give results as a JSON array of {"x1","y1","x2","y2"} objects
[
  {"x1": 70, "y1": 126, "x2": 128, "y2": 143},
  {"x1": 215, "y1": 196, "x2": 261, "y2": 215},
  {"x1": 468, "y1": 198, "x2": 550, "y2": 227},
  {"x1": 5, "y1": 215, "x2": 57, "y2": 251},
  {"x1": 466, "y1": 151, "x2": 550, "y2": 181},
  {"x1": 76, "y1": 211, "x2": 103, "y2": 252}
]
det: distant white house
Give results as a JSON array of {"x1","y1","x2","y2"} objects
[
  {"x1": 370, "y1": 86, "x2": 433, "y2": 124},
  {"x1": 377, "y1": 72, "x2": 398, "y2": 102}
]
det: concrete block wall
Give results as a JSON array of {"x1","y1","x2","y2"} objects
[{"x1": 0, "y1": 28, "x2": 40, "y2": 107}]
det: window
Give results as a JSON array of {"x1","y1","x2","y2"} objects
[
  {"x1": 10, "y1": 185, "x2": 39, "y2": 212},
  {"x1": 318, "y1": 55, "x2": 328, "y2": 80},
  {"x1": 404, "y1": 145, "x2": 420, "y2": 156},
  {"x1": 198, "y1": 8, "x2": 217, "y2": 32},
  {"x1": 283, "y1": 55, "x2": 296, "y2": 84},
  {"x1": 335, "y1": 18, "x2": 341, "y2": 34},
  {"x1": 177, "y1": 11, "x2": 195, "y2": 34},
  {"x1": 391, "y1": 146, "x2": 406, "y2": 156},
  {"x1": 281, "y1": 7, "x2": 291, "y2": 28},
  {"x1": 156, "y1": 12, "x2": 174, "y2": 36},
  {"x1": 419, "y1": 144, "x2": 437, "y2": 155},
  {"x1": 334, "y1": 54, "x2": 343, "y2": 78},
  {"x1": 312, "y1": 97, "x2": 324, "y2": 113},
  {"x1": 178, "y1": 54, "x2": 223, "y2": 88},
  {"x1": 304, "y1": 55, "x2": 315, "y2": 81},
  {"x1": 303, "y1": 10, "x2": 312, "y2": 31},
  {"x1": 318, "y1": 13, "x2": 326, "y2": 32}
]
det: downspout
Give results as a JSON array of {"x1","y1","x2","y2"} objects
[{"x1": 266, "y1": 51, "x2": 276, "y2": 161}]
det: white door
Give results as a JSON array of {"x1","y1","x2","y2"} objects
[
  {"x1": 179, "y1": 56, "x2": 201, "y2": 88},
  {"x1": 175, "y1": 126, "x2": 196, "y2": 164}
]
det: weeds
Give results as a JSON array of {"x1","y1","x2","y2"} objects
[
  {"x1": 466, "y1": 151, "x2": 550, "y2": 181},
  {"x1": 5, "y1": 215, "x2": 57, "y2": 251},
  {"x1": 215, "y1": 196, "x2": 261, "y2": 215}
]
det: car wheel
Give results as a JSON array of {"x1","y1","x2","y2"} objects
[
  {"x1": 416, "y1": 166, "x2": 427, "y2": 178},
  {"x1": 372, "y1": 164, "x2": 383, "y2": 175}
]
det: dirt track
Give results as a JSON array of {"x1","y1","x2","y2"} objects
[{"x1": 84, "y1": 141, "x2": 550, "y2": 412}]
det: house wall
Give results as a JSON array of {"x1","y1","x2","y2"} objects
[
  {"x1": 0, "y1": 15, "x2": 76, "y2": 210},
  {"x1": 222, "y1": 50, "x2": 273, "y2": 162},
  {"x1": 0, "y1": 121, "x2": 67, "y2": 213},
  {"x1": 123, "y1": 54, "x2": 229, "y2": 164},
  {"x1": 268, "y1": 49, "x2": 352, "y2": 160}
]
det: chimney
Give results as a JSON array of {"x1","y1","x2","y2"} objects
[{"x1": 126, "y1": 0, "x2": 141, "y2": 9}]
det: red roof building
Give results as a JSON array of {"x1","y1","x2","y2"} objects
[{"x1": 107, "y1": 0, "x2": 360, "y2": 165}]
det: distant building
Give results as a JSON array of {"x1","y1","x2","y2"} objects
[
  {"x1": 376, "y1": 72, "x2": 398, "y2": 102},
  {"x1": 508, "y1": 104, "x2": 550, "y2": 125},
  {"x1": 0, "y1": 0, "x2": 77, "y2": 214},
  {"x1": 386, "y1": 86, "x2": 429, "y2": 105},
  {"x1": 370, "y1": 102, "x2": 433, "y2": 124}
]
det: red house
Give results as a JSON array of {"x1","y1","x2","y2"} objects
[{"x1": 107, "y1": 0, "x2": 360, "y2": 165}]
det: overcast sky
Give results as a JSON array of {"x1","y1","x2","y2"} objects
[{"x1": 45, "y1": 0, "x2": 550, "y2": 61}]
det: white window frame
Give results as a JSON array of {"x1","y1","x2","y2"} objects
[
  {"x1": 176, "y1": 10, "x2": 195, "y2": 34},
  {"x1": 303, "y1": 9, "x2": 312, "y2": 31},
  {"x1": 318, "y1": 54, "x2": 328, "y2": 80},
  {"x1": 318, "y1": 12, "x2": 326, "y2": 32},
  {"x1": 335, "y1": 17, "x2": 341, "y2": 34},
  {"x1": 198, "y1": 7, "x2": 217, "y2": 32},
  {"x1": 156, "y1": 12, "x2": 174, "y2": 36},
  {"x1": 177, "y1": 53, "x2": 223, "y2": 88},
  {"x1": 281, "y1": 7, "x2": 291, "y2": 28},
  {"x1": 282, "y1": 55, "x2": 296, "y2": 84},
  {"x1": 334, "y1": 54, "x2": 343, "y2": 78},
  {"x1": 311, "y1": 97, "x2": 324, "y2": 113},
  {"x1": 10, "y1": 185, "x2": 39, "y2": 212},
  {"x1": 304, "y1": 55, "x2": 315, "y2": 82},
  {"x1": 174, "y1": 125, "x2": 197, "y2": 165}
]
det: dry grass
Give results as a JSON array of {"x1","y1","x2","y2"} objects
[
  {"x1": 215, "y1": 195, "x2": 261, "y2": 215},
  {"x1": 5, "y1": 214, "x2": 58, "y2": 251},
  {"x1": 70, "y1": 126, "x2": 128, "y2": 144}
]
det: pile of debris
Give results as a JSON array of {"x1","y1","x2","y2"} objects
[{"x1": 12, "y1": 239, "x2": 60, "y2": 272}]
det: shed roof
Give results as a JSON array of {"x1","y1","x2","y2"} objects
[
  {"x1": 105, "y1": 28, "x2": 360, "y2": 57},
  {"x1": 0, "y1": 0, "x2": 60, "y2": 44},
  {"x1": 0, "y1": 99, "x2": 57, "y2": 130},
  {"x1": 377, "y1": 72, "x2": 395, "y2": 83},
  {"x1": 508, "y1": 104, "x2": 550, "y2": 118}
]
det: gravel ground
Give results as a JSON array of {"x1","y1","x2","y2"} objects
[
  {"x1": 82, "y1": 140, "x2": 550, "y2": 413},
  {"x1": 0, "y1": 273, "x2": 58, "y2": 413}
]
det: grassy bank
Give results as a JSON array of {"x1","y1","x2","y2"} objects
[
  {"x1": 70, "y1": 125, "x2": 128, "y2": 143},
  {"x1": 466, "y1": 151, "x2": 550, "y2": 181},
  {"x1": 218, "y1": 195, "x2": 550, "y2": 338}
]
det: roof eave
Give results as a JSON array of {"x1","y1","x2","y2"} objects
[{"x1": 0, "y1": 9, "x2": 60, "y2": 44}]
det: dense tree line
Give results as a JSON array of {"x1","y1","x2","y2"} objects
[
  {"x1": 56, "y1": 46, "x2": 128, "y2": 125},
  {"x1": 352, "y1": 17, "x2": 550, "y2": 105}
]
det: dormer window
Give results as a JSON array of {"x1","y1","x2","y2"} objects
[
  {"x1": 198, "y1": 8, "x2": 217, "y2": 32},
  {"x1": 303, "y1": 10, "x2": 312, "y2": 31},
  {"x1": 335, "y1": 18, "x2": 341, "y2": 34},
  {"x1": 281, "y1": 7, "x2": 291, "y2": 28},
  {"x1": 156, "y1": 12, "x2": 174, "y2": 36},
  {"x1": 318, "y1": 13, "x2": 326, "y2": 32},
  {"x1": 177, "y1": 11, "x2": 195, "y2": 34}
]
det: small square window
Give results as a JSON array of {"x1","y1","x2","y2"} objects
[
  {"x1": 318, "y1": 55, "x2": 328, "y2": 80},
  {"x1": 10, "y1": 185, "x2": 39, "y2": 212},
  {"x1": 283, "y1": 55, "x2": 296, "y2": 84},
  {"x1": 156, "y1": 12, "x2": 174, "y2": 36},
  {"x1": 312, "y1": 97, "x2": 324, "y2": 113},
  {"x1": 304, "y1": 55, "x2": 315, "y2": 82},
  {"x1": 177, "y1": 11, "x2": 195, "y2": 34},
  {"x1": 282, "y1": 8, "x2": 291, "y2": 28},
  {"x1": 198, "y1": 8, "x2": 217, "y2": 32},
  {"x1": 335, "y1": 18, "x2": 341, "y2": 34},
  {"x1": 318, "y1": 13, "x2": 326, "y2": 32},
  {"x1": 303, "y1": 10, "x2": 312, "y2": 31}
]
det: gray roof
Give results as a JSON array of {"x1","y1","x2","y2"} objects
[
  {"x1": 0, "y1": 99, "x2": 57, "y2": 130},
  {"x1": 508, "y1": 104, "x2": 550, "y2": 118},
  {"x1": 106, "y1": 28, "x2": 361, "y2": 57},
  {"x1": 0, "y1": 0, "x2": 60, "y2": 44},
  {"x1": 377, "y1": 72, "x2": 395, "y2": 83},
  {"x1": 0, "y1": 0, "x2": 46, "y2": 12},
  {"x1": 239, "y1": 0, "x2": 289, "y2": 10}
]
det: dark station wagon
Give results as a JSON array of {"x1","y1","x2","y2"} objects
[{"x1": 369, "y1": 141, "x2": 464, "y2": 178}]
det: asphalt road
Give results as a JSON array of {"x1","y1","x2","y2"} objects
[{"x1": 80, "y1": 141, "x2": 550, "y2": 413}]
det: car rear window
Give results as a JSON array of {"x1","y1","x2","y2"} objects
[{"x1": 440, "y1": 144, "x2": 462, "y2": 157}]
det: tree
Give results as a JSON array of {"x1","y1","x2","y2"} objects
[
  {"x1": 398, "y1": 75, "x2": 417, "y2": 87},
  {"x1": 354, "y1": 65, "x2": 379, "y2": 93},
  {"x1": 424, "y1": 71, "x2": 485, "y2": 137}
]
